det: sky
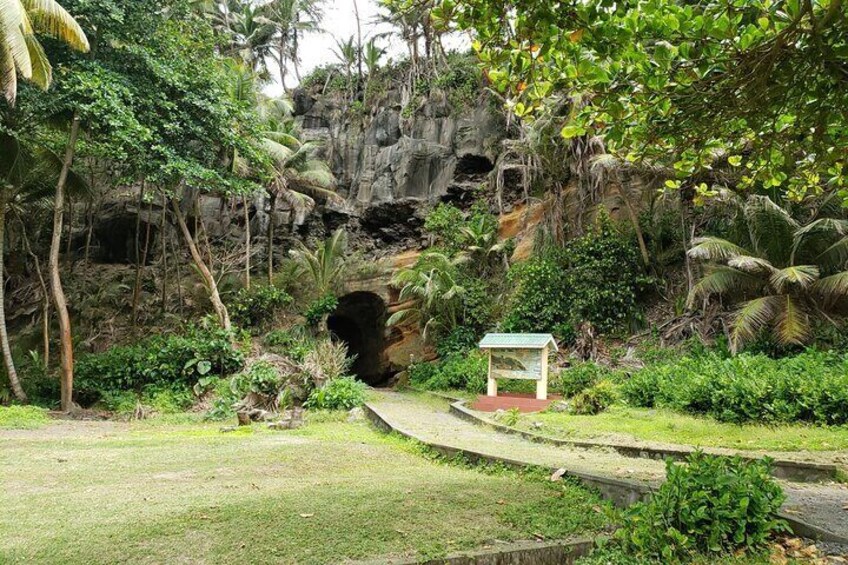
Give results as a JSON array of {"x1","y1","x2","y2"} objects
[{"x1": 264, "y1": 0, "x2": 469, "y2": 96}]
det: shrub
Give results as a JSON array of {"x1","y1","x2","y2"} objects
[
  {"x1": 621, "y1": 350, "x2": 848, "y2": 425},
  {"x1": 408, "y1": 351, "x2": 488, "y2": 393},
  {"x1": 557, "y1": 362, "x2": 616, "y2": 398},
  {"x1": 100, "y1": 384, "x2": 195, "y2": 415},
  {"x1": 302, "y1": 340, "x2": 354, "y2": 386},
  {"x1": 228, "y1": 285, "x2": 292, "y2": 328},
  {"x1": 0, "y1": 405, "x2": 50, "y2": 429},
  {"x1": 265, "y1": 329, "x2": 315, "y2": 363},
  {"x1": 571, "y1": 381, "x2": 618, "y2": 415},
  {"x1": 620, "y1": 453, "x2": 787, "y2": 561},
  {"x1": 304, "y1": 376, "x2": 367, "y2": 410},
  {"x1": 75, "y1": 326, "x2": 245, "y2": 406},
  {"x1": 305, "y1": 294, "x2": 338, "y2": 327},
  {"x1": 504, "y1": 214, "x2": 648, "y2": 338}
]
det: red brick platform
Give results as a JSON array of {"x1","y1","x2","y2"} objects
[{"x1": 470, "y1": 393, "x2": 561, "y2": 413}]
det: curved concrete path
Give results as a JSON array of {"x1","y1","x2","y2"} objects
[{"x1": 368, "y1": 391, "x2": 848, "y2": 542}]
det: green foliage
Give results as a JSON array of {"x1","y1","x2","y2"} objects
[
  {"x1": 620, "y1": 453, "x2": 787, "y2": 561},
  {"x1": 99, "y1": 384, "x2": 195, "y2": 415},
  {"x1": 304, "y1": 376, "x2": 367, "y2": 411},
  {"x1": 228, "y1": 285, "x2": 292, "y2": 328},
  {"x1": 75, "y1": 327, "x2": 245, "y2": 406},
  {"x1": 408, "y1": 351, "x2": 488, "y2": 394},
  {"x1": 0, "y1": 405, "x2": 50, "y2": 429},
  {"x1": 557, "y1": 363, "x2": 617, "y2": 399},
  {"x1": 424, "y1": 203, "x2": 467, "y2": 251},
  {"x1": 264, "y1": 329, "x2": 315, "y2": 362},
  {"x1": 443, "y1": 0, "x2": 848, "y2": 202},
  {"x1": 621, "y1": 350, "x2": 848, "y2": 425},
  {"x1": 689, "y1": 195, "x2": 848, "y2": 352},
  {"x1": 570, "y1": 381, "x2": 617, "y2": 415},
  {"x1": 435, "y1": 326, "x2": 479, "y2": 358},
  {"x1": 305, "y1": 294, "x2": 338, "y2": 327},
  {"x1": 230, "y1": 361, "x2": 284, "y2": 398},
  {"x1": 504, "y1": 215, "x2": 645, "y2": 338}
]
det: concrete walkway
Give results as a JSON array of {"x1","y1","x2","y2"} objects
[{"x1": 368, "y1": 391, "x2": 848, "y2": 541}]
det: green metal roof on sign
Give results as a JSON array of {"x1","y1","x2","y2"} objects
[{"x1": 479, "y1": 333, "x2": 558, "y2": 351}]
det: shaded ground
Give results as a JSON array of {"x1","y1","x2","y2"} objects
[
  {"x1": 368, "y1": 392, "x2": 848, "y2": 541},
  {"x1": 0, "y1": 414, "x2": 611, "y2": 564}
]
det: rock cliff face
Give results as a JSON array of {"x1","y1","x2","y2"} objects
[{"x1": 293, "y1": 87, "x2": 508, "y2": 250}]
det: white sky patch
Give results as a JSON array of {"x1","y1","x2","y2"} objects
[{"x1": 264, "y1": 0, "x2": 470, "y2": 96}]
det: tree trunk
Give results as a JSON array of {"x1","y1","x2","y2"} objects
[
  {"x1": 267, "y1": 190, "x2": 277, "y2": 286},
  {"x1": 131, "y1": 184, "x2": 145, "y2": 327},
  {"x1": 51, "y1": 114, "x2": 81, "y2": 412},
  {"x1": 171, "y1": 197, "x2": 231, "y2": 331},
  {"x1": 0, "y1": 190, "x2": 27, "y2": 403},
  {"x1": 615, "y1": 181, "x2": 650, "y2": 267},
  {"x1": 160, "y1": 193, "x2": 168, "y2": 312},
  {"x1": 19, "y1": 219, "x2": 49, "y2": 367},
  {"x1": 244, "y1": 195, "x2": 251, "y2": 290}
]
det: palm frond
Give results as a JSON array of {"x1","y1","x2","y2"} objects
[
  {"x1": 688, "y1": 237, "x2": 747, "y2": 262},
  {"x1": 744, "y1": 195, "x2": 797, "y2": 266},
  {"x1": 813, "y1": 271, "x2": 848, "y2": 302},
  {"x1": 727, "y1": 255, "x2": 774, "y2": 274},
  {"x1": 774, "y1": 295, "x2": 810, "y2": 347},
  {"x1": 688, "y1": 265, "x2": 759, "y2": 305},
  {"x1": 23, "y1": 0, "x2": 90, "y2": 52},
  {"x1": 769, "y1": 265, "x2": 819, "y2": 293},
  {"x1": 730, "y1": 295, "x2": 781, "y2": 353}
]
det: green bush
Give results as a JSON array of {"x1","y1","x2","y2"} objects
[
  {"x1": 557, "y1": 362, "x2": 616, "y2": 398},
  {"x1": 265, "y1": 329, "x2": 315, "y2": 363},
  {"x1": 620, "y1": 453, "x2": 787, "y2": 561},
  {"x1": 100, "y1": 384, "x2": 195, "y2": 415},
  {"x1": 621, "y1": 350, "x2": 848, "y2": 425},
  {"x1": 571, "y1": 381, "x2": 618, "y2": 415},
  {"x1": 504, "y1": 214, "x2": 648, "y2": 338},
  {"x1": 408, "y1": 351, "x2": 488, "y2": 393},
  {"x1": 0, "y1": 405, "x2": 50, "y2": 429},
  {"x1": 75, "y1": 326, "x2": 245, "y2": 406},
  {"x1": 304, "y1": 376, "x2": 367, "y2": 410},
  {"x1": 305, "y1": 294, "x2": 338, "y2": 327},
  {"x1": 228, "y1": 285, "x2": 292, "y2": 328}
]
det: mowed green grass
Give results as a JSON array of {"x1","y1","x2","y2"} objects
[
  {"x1": 0, "y1": 415, "x2": 610, "y2": 564},
  {"x1": 512, "y1": 406, "x2": 848, "y2": 452}
]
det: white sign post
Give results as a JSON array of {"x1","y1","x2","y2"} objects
[{"x1": 479, "y1": 334, "x2": 557, "y2": 401}]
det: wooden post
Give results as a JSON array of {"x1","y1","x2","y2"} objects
[
  {"x1": 537, "y1": 345, "x2": 548, "y2": 400},
  {"x1": 487, "y1": 350, "x2": 497, "y2": 397}
]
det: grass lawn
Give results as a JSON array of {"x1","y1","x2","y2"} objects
[
  {"x1": 510, "y1": 406, "x2": 848, "y2": 452},
  {"x1": 0, "y1": 413, "x2": 611, "y2": 564}
]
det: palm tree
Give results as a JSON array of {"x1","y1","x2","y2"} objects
[
  {"x1": 201, "y1": 0, "x2": 276, "y2": 79},
  {"x1": 259, "y1": 0, "x2": 324, "y2": 91},
  {"x1": 688, "y1": 194, "x2": 848, "y2": 352},
  {"x1": 289, "y1": 227, "x2": 347, "y2": 296},
  {"x1": 387, "y1": 252, "x2": 466, "y2": 341},
  {"x1": 258, "y1": 102, "x2": 335, "y2": 283},
  {"x1": 0, "y1": 0, "x2": 89, "y2": 106},
  {"x1": 456, "y1": 215, "x2": 510, "y2": 274}
]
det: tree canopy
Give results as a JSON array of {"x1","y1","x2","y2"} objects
[{"x1": 438, "y1": 0, "x2": 848, "y2": 202}]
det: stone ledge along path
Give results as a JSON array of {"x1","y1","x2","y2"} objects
[{"x1": 366, "y1": 391, "x2": 848, "y2": 543}]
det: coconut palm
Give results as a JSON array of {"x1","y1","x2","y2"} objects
[
  {"x1": 259, "y1": 0, "x2": 324, "y2": 90},
  {"x1": 202, "y1": 1, "x2": 276, "y2": 78},
  {"x1": 688, "y1": 194, "x2": 848, "y2": 352},
  {"x1": 387, "y1": 252, "x2": 466, "y2": 341},
  {"x1": 0, "y1": 0, "x2": 90, "y2": 106},
  {"x1": 289, "y1": 227, "x2": 347, "y2": 297},
  {"x1": 259, "y1": 105, "x2": 335, "y2": 283}
]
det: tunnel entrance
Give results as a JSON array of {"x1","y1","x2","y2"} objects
[{"x1": 327, "y1": 292, "x2": 390, "y2": 386}]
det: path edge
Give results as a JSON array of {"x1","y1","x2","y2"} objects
[{"x1": 363, "y1": 401, "x2": 848, "y2": 545}]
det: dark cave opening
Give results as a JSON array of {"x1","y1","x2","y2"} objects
[
  {"x1": 327, "y1": 292, "x2": 390, "y2": 386},
  {"x1": 93, "y1": 214, "x2": 158, "y2": 265},
  {"x1": 455, "y1": 154, "x2": 494, "y2": 176}
]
